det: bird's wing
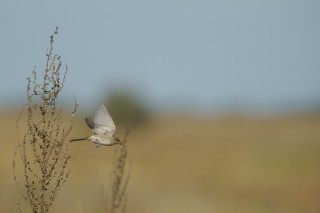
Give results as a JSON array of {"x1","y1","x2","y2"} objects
[
  {"x1": 93, "y1": 104, "x2": 116, "y2": 136},
  {"x1": 85, "y1": 117, "x2": 95, "y2": 130}
]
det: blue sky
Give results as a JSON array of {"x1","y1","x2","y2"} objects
[{"x1": 0, "y1": 0, "x2": 319, "y2": 114}]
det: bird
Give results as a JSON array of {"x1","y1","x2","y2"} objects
[{"x1": 70, "y1": 104, "x2": 122, "y2": 147}]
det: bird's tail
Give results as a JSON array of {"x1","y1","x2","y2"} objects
[{"x1": 70, "y1": 137, "x2": 88, "y2": 142}]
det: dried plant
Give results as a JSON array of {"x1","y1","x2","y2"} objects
[
  {"x1": 13, "y1": 27, "x2": 78, "y2": 213},
  {"x1": 101, "y1": 127, "x2": 130, "y2": 213}
]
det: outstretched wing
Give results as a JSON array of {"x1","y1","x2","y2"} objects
[
  {"x1": 93, "y1": 104, "x2": 116, "y2": 136},
  {"x1": 85, "y1": 117, "x2": 95, "y2": 130}
]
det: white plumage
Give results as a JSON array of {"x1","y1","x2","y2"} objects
[
  {"x1": 93, "y1": 104, "x2": 116, "y2": 136},
  {"x1": 71, "y1": 104, "x2": 121, "y2": 147}
]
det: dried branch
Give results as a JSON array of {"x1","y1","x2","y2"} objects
[
  {"x1": 13, "y1": 27, "x2": 78, "y2": 213},
  {"x1": 101, "y1": 127, "x2": 130, "y2": 213}
]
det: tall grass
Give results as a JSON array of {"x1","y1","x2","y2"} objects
[
  {"x1": 101, "y1": 127, "x2": 130, "y2": 213},
  {"x1": 13, "y1": 27, "x2": 78, "y2": 213}
]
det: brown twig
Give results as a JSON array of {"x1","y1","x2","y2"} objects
[
  {"x1": 13, "y1": 27, "x2": 78, "y2": 213},
  {"x1": 101, "y1": 127, "x2": 130, "y2": 213}
]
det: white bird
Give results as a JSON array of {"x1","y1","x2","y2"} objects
[{"x1": 71, "y1": 104, "x2": 122, "y2": 147}]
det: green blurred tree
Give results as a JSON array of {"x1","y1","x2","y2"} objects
[{"x1": 105, "y1": 90, "x2": 148, "y2": 124}]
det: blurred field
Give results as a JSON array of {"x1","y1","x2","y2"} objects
[{"x1": 1, "y1": 110, "x2": 320, "y2": 213}]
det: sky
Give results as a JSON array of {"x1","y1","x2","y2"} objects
[{"x1": 0, "y1": 0, "x2": 319, "y2": 114}]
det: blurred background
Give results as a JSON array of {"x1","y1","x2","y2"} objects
[{"x1": 1, "y1": 0, "x2": 320, "y2": 212}]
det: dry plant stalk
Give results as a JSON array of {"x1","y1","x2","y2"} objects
[
  {"x1": 13, "y1": 27, "x2": 78, "y2": 213},
  {"x1": 101, "y1": 128, "x2": 130, "y2": 213}
]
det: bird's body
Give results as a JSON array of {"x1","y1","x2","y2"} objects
[{"x1": 71, "y1": 104, "x2": 122, "y2": 147}]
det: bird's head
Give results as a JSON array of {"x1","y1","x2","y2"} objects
[{"x1": 114, "y1": 137, "x2": 122, "y2": 145}]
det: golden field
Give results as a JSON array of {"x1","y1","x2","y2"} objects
[{"x1": 1, "y1": 110, "x2": 320, "y2": 213}]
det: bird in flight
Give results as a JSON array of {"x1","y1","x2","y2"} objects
[{"x1": 71, "y1": 104, "x2": 122, "y2": 147}]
